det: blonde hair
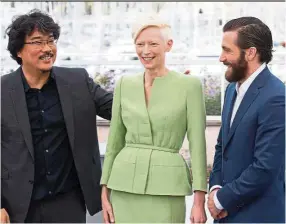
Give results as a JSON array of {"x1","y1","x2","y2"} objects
[{"x1": 131, "y1": 14, "x2": 172, "y2": 43}]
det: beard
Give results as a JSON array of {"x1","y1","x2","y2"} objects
[
  {"x1": 40, "y1": 68, "x2": 52, "y2": 74},
  {"x1": 224, "y1": 51, "x2": 248, "y2": 83},
  {"x1": 39, "y1": 51, "x2": 54, "y2": 74}
]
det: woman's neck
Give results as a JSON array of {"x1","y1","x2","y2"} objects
[{"x1": 144, "y1": 67, "x2": 169, "y2": 86}]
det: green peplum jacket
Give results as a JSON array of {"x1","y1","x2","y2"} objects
[{"x1": 100, "y1": 70, "x2": 207, "y2": 196}]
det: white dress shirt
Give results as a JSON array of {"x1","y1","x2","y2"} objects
[{"x1": 211, "y1": 63, "x2": 266, "y2": 210}]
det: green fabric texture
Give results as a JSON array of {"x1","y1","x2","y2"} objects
[
  {"x1": 101, "y1": 71, "x2": 207, "y2": 195},
  {"x1": 111, "y1": 190, "x2": 185, "y2": 223}
]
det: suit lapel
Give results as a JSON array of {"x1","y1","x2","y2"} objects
[
  {"x1": 224, "y1": 67, "x2": 270, "y2": 150},
  {"x1": 225, "y1": 86, "x2": 237, "y2": 135},
  {"x1": 53, "y1": 68, "x2": 75, "y2": 150},
  {"x1": 225, "y1": 87, "x2": 259, "y2": 147},
  {"x1": 222, "y1": 84, "x2": 235, "y2": 145},
  {"x1": 10, "y1": 68, "x2": 34, "y2": 160}
]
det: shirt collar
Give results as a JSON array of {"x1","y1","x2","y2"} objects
[
  {"x1": 21, "y1": 67, "x2": 55, "y2": 92},
  {"x1": 235, "y1": 63, "x2": 266, "y2": 97}
]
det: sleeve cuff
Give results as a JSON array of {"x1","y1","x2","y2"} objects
[
  {"x1": 210, "y1": 185, "x2": 222, "y2": 193},
  {"x1": 214, "y1": 190, "x2": 224, "y2": 210}
]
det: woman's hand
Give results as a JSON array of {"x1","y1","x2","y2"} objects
[
  {"x1": 190, "y1": 204, "x2": 207, "y2": 224},
  {"x1": 190, "y1": 190, "x2": 207, "y2": 223},
  {"x1": 101, "y1": 185, "x2": 115, "y2": 224}
]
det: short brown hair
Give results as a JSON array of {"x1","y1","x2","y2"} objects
[{"x1": 223, "y1": 16, "x2": 273, "y2": 64}]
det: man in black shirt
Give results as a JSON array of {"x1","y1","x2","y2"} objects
[{"x1": 1, "y1": 9, "x2": 113, "y2": 223}]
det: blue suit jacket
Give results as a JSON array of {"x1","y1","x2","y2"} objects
[{"x1": 209, "y1": 67, "x2": 285, "y2": 223}]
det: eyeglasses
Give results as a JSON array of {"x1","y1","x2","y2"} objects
[{"x1": 24, "y1": 39, "x2": 58, "y2": 49}]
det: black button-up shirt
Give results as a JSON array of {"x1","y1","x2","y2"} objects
[{"x1": 21, "y1": 69, "x2": 80, "y2": 200}]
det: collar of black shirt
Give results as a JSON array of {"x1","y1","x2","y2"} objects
[{"x1": 20, "y1": 67, "x2": 56, "y2": 92}]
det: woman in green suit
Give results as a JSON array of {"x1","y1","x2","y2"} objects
[{"x1": 101, "y1": 15, "x2": 207, "y2": 223}]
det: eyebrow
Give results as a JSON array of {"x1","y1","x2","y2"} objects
[
  {"x1": 136, "y1": 40, "x2": 159, "y2": 44},
  {"x1": 29, "y1": 34, "x2": 54, "y2": 40},
  {"x1": 222, "y1": 45, "x2": 231, "y2": 51}
]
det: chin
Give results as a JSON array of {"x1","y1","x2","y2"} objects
[
  {"x1": 39, "y1": 66, "x2": 53, "y2": 73},
  {"x1": 225, "y1": 73, "x2": 233, "y2": 82},
  {"x1": 143, "y1": 64, "x2": 154, "y2": 70},
  {"x1": 40, "y1": 63, "x2": 53, "y2": 69}
]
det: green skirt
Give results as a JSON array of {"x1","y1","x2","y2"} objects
[{"x1": 111, "y1": 190, "x2": 185, "y2": 223}]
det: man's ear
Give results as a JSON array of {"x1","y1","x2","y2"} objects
[
  {"x1": 17, "y1": 50, "x2": 22, "y2": 59},
  {"x1": 245, "y1": 47, "x2": 257, "y2": 61}
]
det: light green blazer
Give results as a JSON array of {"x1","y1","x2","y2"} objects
[{"x1": 100, "y1": 70, "x2": 207, "y2": 195}]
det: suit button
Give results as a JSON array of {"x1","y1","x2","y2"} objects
[{"x1": 29, "y1": 180, "x2": 34, "y2": 184}]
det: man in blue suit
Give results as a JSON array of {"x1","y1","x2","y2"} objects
[{"x1": 208, "y1": 17, "x2": 285, "y2": 223}]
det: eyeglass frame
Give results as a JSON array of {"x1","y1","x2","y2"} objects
[{"x1": 23, "y1": 39, "x2": 58, "y2": 49}]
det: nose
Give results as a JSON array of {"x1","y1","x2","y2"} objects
[
  {"x1": 142, "y1": 44, "x2": 150, "y2": 55},
  {"x1": 219, "y1": 53, "x2": 226, "y2": 63}
]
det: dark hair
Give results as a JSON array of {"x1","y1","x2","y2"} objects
[
  {"x1": 223, "y1": 16, "x2": 273, "y2": 64},
  {"x1": 6, "y1": 9, "x2": 60, "y2": 65}
]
